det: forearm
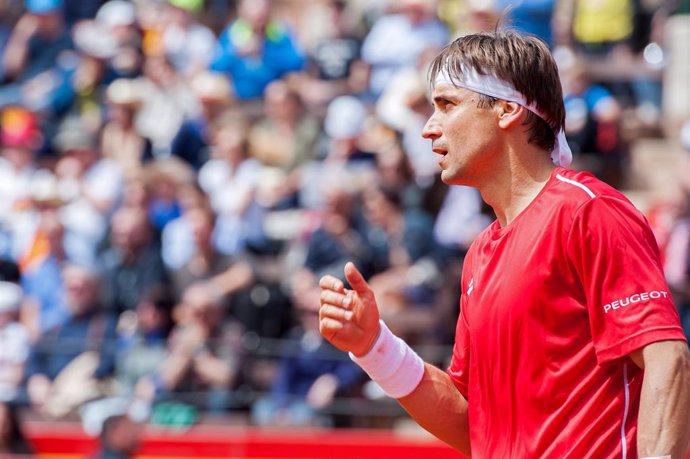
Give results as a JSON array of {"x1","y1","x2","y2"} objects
[
  {"x1": 2, "y1": 32, "x2": 31, "y2": 80},
  {"x1": 0, "y1": 363, "x2": 25, "y2": 388},
  {"x1": 351, "y1": 322, "x2": 471, "y2": 455},
  {"x1": 398, "y1": 364, "x2": 471, "y2": 456},
  {"x1": 209, "y1": 262, "x2": 253, "y2": 297},
  {"x1": 193, "y1": 352, "x2": 233, "y2": 386},
  {"x1": 636, "y1": 342, "x2": 690, "y2": 458},
  {"x1": 159, "y1": 352, "x2": 194, "y2": 390},
  {"x1": 319, "y1": 265, "x2": 471, "y2": 454}
]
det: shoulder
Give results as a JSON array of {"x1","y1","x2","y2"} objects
[
  {"x1": 549, "y1": 168, "x2": 635, "y2": 212},
  {"x1": 549, "y1": 172, "x2": 661, "y2": 264},
  {"x1": 551, "y1": 168, "x2": 648, "y2": 229}
]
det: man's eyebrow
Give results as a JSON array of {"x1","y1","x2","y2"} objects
[{"x1": 432, "y1": 92, "x2": 459, "y2": 105}]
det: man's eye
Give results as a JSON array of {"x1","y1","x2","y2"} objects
[{"x1": 440, "y1": 100, "x2": 454, "y2": 110}]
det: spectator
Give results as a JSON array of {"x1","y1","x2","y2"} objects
[
  {"x1": 145, "y1": 157, "x2": 195, "y2": 233},
  {"x1": 0, "y1": 107, "x2": 47, "y2": 259},
  {"x1": 210, "y1": 0, "x2": 305, "y2": 99},
  {"x1": 298, "y1": 95, "x2": 377, "y2": 211},
  {"x1": 554, "y1": 0, "x2": 634, "y2": 54},
  {"x1": 288, "y1": 175, "x2": 374, "y2": 316},
  {"x1": 170, "y1": 70, "x2": 234, "y2": 170},
  {"x1": 248, "y1": 79, "x2": 320, "y2": 209},
  {"x1": 95, "y1": 1, "x2": 138, "y2": 49},
  {"x1": 372, "y1": 133, "x2": 427, "y2": 210},
  {"x1": 168, "y1": 204, "x2": 254, "y2": 303},
  {"x1": 1, "y1": 0, "x2": 70, "y2": 85},
  {"x1": 361, "y1": 184, "x2": 441, "y2": 316},
  {"x1": 292, "y1": 0, "x2": 369, "y2": 107},
  {"x1": 101, "y1": 78, "x2": 153, "y2": 175},
  {"x1": 93, "y1": 0, "x2": 141, "y2": 79},
  {"x1": 135, "y1": 54, "x2": 198, "y2": 156},
  {"x1": 119, "y1": 170, "x2": 150, "y2": 211},
  {"x1": 251, "y1": 298, "x2": 363, "y2": 427},
  {"x1": 53, "y1": 120, "x2": 122, "y2": 267},
  {"x1": 20, "y1": 207, "x2": 72, "y2": 338},
  {"x1": 0, "y1": 2, "x2": 19, "y2": 83},
  {"x1": 115, "y1": 286, "x2": 172, "y2": 398},
  {"x1": 560, "y1": 55, "x2": 621, "y2": 151},
  {"x1": 168, "y1": 202, "x2": 288, "y2": 339},
  {"x1": 50, "y1": 18, "x2": 119, "y2": 134},
  {"x1": 83, "y1": 397, "x2": 143, "y2": 459},
  {"x1": 100, "y1": 206, "x2": 166, "y2": 315},
  {"x1": 160, "y1": 183, "x2": 209, "y2": 271},
  {"x1": 494, "y1": 0, "x2": 557, "y2": 47},
  {"x1": 557, "y1": 51, "x2": 624, "y2": 185},
  {"x1": 322, "y1": 95, "x2": 376, "y2": 166},
  {"x1": 0, "y1": 281, "x2": 29, "y2": 404},
  {"x1": 200, "y1": 111, "x2": 266, "y2": 255},
  {"x1": 93, "y1": 413, "x2": 141, "y2": 459},
  {"x1": 161, "y1": 0, "x2": 216, "y2": 77},
  {"x1": 360, "y1": 0, "x2": 448, "y2": 97},
  {"x1": 152, "y1": 283, "x2": 244, "y2": 413},
  {"x1": 25, "y1": 264, "x2": 117, "y2": 419},
  {"x1": 376, "y1": 46, "x2": 441, "y2": 187}
]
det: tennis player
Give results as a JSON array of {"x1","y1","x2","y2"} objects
[{"x1": 318, "y1": 31, "x2": 690, "y2": 458}]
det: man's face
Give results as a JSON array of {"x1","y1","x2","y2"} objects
[
  {"x1": 422, "y1": 84, "x2": 500, "y2": 187},
  {"x1": 33, "y1": 11, "x2": 62, "y2": 34},
  {"x1": 1, "y1": 146, "x2": 33, "y2": 169},
  {"x1": 110, "y1": 209, "x2": 149, "y2": 251},
  {"x1": 63, "y1": 266, "x2": 99, "y2": 315}
]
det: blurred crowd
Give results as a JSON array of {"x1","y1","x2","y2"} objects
[{"x1": 0, "y1": 0, "x2": 689, "y2": 455}]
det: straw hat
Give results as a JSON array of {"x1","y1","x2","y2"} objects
[
  {"x1": 190, "y1": 72, "x2": 234, "y2": 104},
  {"x1": 106, "y1": 78, "x2": 144, "y2": 108}
]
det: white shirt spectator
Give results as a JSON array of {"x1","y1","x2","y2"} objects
[
  {"x1": 0, "y1": 281, "x2": 29, "y2": 403},
  {"x1": 163, "y1": 23, "x2": 216, "y2": 76},
  {"x1": 198, "y1": 157, "x2": 262, "y2": 216},
  {"x1": 59, "y1": 159, "x2": 123, "y2": 266},
  {"x1": 361, "y1": 12, "x2": 447, "y2": 96}
]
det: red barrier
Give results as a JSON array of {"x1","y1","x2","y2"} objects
[
  {"x1": 25, "y1": 423, "x2": 467, "y2": 458},
  {"x1": 24, "y1": 422, "x2": 690, "y2": 458}
]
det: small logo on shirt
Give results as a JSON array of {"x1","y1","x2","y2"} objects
[
  {"x1": 467, "y1": 278, "x2": 474, "y2": 296},
  {"x1": 603, "y1": 290, "x2": 670, "y2": 313}
]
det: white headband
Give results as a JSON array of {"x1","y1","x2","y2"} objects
[{"x1": 435, "y1": 66, "x2": 572, "y2": 167}]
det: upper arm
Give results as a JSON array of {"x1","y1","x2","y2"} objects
[
  {"x1": 567, "y1": 196, "x2": 686, "y2": 364},
  {"x1": 629, "y1": 340, "x2": 690, "y2": 371}
]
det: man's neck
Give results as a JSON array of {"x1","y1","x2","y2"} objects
[{"x1": 478, "y1": 145, "x2": 556, "y2": 227}]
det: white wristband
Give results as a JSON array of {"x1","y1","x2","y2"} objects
[
  {"x1": 641, "y1": 456, "x2": 671, "y2": 459},
  {"x1": 349, "y1": 320, "x2": 425, "y2": 399}
]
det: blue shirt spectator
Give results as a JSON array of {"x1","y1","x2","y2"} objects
[
  {"x1": 210, "y1": 0, "x2": 304, "y2": 99},
  {"x1": 495, "y1": 0, "x2": 556, "y2": 48}
]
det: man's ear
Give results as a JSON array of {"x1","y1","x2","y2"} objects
[{"x1": 496, "y1": 100, "x2": 525, "y2": 129}]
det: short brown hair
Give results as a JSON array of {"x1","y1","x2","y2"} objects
[{"x1": 428, "y1": 31, "x2": 565, "y2": 152}]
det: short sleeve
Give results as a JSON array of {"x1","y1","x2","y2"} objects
[{"x1": 568, "y1": 196, "x2": 686, "y2": 364}]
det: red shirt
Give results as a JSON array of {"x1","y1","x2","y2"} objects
[{"x1": 447, "y1": 167, "x2": 686, "y2": 458}]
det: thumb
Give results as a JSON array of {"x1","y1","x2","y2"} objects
[{"x1": 344, "y1": 262, "x2": 370, "y2": 296}]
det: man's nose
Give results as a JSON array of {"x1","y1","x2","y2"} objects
[{"x1": 422, "y1": 114, "x2": 441, "y2": 140}]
